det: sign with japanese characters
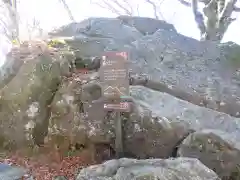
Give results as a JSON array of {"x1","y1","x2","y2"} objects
[{"x1": 99, "y1": 52, "x2": 130, "y2": 112}]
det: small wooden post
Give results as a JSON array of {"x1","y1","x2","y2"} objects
[
  {"x1": 99, "y1": 51, "x2": 130, "y2": 159},
  {"x1": 115, "y1": 111, "x2": 124, "y2": 158}
]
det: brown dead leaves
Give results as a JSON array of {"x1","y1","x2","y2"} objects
[{"x1": 0, "y1": 147, "x2": 95, "y2": 180}]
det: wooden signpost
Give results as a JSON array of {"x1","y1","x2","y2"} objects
[{"x1": 99, "y1": 51, "x2": 130, "y2": 158}]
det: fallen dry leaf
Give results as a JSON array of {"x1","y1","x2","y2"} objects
[{"x1": 0, "y1": 148, "x2": 95, "y2": 180}]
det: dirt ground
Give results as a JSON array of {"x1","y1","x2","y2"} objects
[{"x1": 0, "y1": 146, "x2": 97, "y2": 180}]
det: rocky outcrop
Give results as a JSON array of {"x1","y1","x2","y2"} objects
[
  {"x1": 117, "y1": 15, "x2": 177, "y2": 35},
  {"x1": 50, "y1": 17, "x2": 240, "y2": 117},
  {"x1": 0, "y1": 41, "x2": 70, "y2": 150},
  {"x1": 0, "y1": 16, "x2": 240, "y2": 179},
  {"x1": 76, "y1": 157, "x2": 220, "y2": 180},
  {"x1": 0, "y1": 163, "x2": 30, "y2": 180},
  {"x1": 129, "y1": 30, "x2": 240, "y2": 117},
  {"x1": 177, "y1": 130, "x2": 240, "y2": 179},
  {"x1": 130, "y1": 86, "x2": 240, "y2": 137}
]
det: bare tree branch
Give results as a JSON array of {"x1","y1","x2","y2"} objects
[
  {"x1": 58, "y1": 0, "x2": 75, "y2": 21},
  {"x1": 122, "y1": 0, "x2": 134, "y2": 15},
  {"x1": 219, "y1": 0, "x2": 237, "y2": 21},
  {"x1": 2, "y1": 0, "x2": 12, "y2": 6},
  {"x1": 144, "y1": 0, "x2": 160, "y2": 19},
  {"x1": 90, "y1": 0, "x2": 133, "y2": 15},
  {"x1": 0, "y1": 18, "x2": 12, "y2": 41},
  {"x1": 111, "y1": 0, "x2": 132, "y2": 15},
  {"x1": 99, "y1": 0, "x2": 123, "y2": 15},
  {"x1": 233, "y1": 5, "x2": 240, "y2": 11},
  {"x1": 178, "y1": 0, "x2": 239, "y2": 41},
  {"x1": 177, "y1": 0, "x2": 191, "y2": 6},
  {"x1": 92, "y1": 0, "x2": 166, "y2": 19},
  {"x1": 2, "y1": 0, "x2": 19, "y2": 42},
  {"x1": 136, "y1": 4, "x2": 140, "y2": 16},
  {"x1": 25, "y1": 18, "x2": 44, "y2": 40}
]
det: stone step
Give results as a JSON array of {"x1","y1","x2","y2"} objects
[{"x1": 0, "y1": 163, "x2": 32, "y2": 180}]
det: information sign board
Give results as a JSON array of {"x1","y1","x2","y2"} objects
[
  {"x1": 99, "y1": 51, "x2": 130, "y2": 112},
  {"x1": 100, "y1": 52, "x2": 129, "y2": 99}
]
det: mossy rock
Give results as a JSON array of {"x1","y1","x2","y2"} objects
[{"x1": 0, "y1": 44, "x2": 67, "y2": 149}]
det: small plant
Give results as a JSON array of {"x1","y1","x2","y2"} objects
[{"x1": 47, "y1": 39, "x2": 66, "y2": 48}]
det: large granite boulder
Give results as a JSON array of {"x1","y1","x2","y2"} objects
[
  {"x1": 48, "y1": 77, "x2": 190, "y2": 159},
  {"x1": 49, "y1": 17, "x2": 240, "y2": 117},
  {"x1": 0, "y1": 163, "x2": 31, "y2": 180},
  {"x1": 130, "y1": 86, "x2": 240, "y2": 138},
  {"x1": 128, "y1": 29, "x2": 240, "y2": 117},
  {"x1": 47, "y1": 72, "x2": 100, "y2": 150},
  {"x1": 0, "y1": 41, "x2": 70, "y2": 150},
  {"x1": 0, "y1": 16, "x2": 240, "y2": 178},
  {"x1": 47, "y1": 80, "x2": 240, "y2": 159},
  {"x1": 177, "y1": 129, "x2": 240, "y2": 179},
  {"x1": 0, "y1": 45, "x2": 25, "y2": 89},
  {"x1": 76, "y1": 157, "x2": 220, "y2": 180},
  {"x1": 117, "y1": 15, "x2": 177, "y2": 35},
  {"x1": 49, "y1": 17, "x2": 142, "y2": 44}
]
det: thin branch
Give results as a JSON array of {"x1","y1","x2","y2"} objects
[
  {"x1": 2, "y1": 0, "x2": 12, "y2": 6},
  {"x1": 144, "y1": 0, "x2": 166, "y2": 20},
  {"x1": 99, "y1": 0, "x2": 122, "y2": 15},
  {"x1": 177, "y1": 0, "x2": 191, "y2": 7},
  {"x1": 122, "y1": 0, "x2": 134, "y2": 15},
  {"x1": 2, "y1": 0, "x2": 19, "y2": 42},
  {"x1": 0, "y1": 18, "x2": 12, "y2": 40},
  {"x1": 219, "y1": 0, "x2": 237, "y2": 22},
  {"x1": 91, "y1": 0, "x2": 133, "y2": 16},
  {"x1": 233, "y1": 5, "x2": 240, "y2": 12},
  {"x1": 58, "y1": 0, "x2": 75, "y2": 21},
  {"x1": 111, "y1": 0, "x2": 132, "y2": 15},
  {"x1": 136, "y1": 4, "x2": 140, "y2": 16},
  {"x1": 144, "y1": 0, "x2": 159, "y2": 19}
]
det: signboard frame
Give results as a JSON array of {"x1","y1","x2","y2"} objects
[
  {"x1": 99, "y1": 51, "x2": 131, "y2": 112},
  {"x1": 99, "y1": 51, "x2": 131, "y2": 158}
]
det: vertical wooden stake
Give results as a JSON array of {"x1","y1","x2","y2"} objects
[{"x1": 115, "y1": 111, "x2": 124, "y2": 158}]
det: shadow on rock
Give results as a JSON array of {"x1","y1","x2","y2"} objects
[{"x1": 177, "y1": 129, "x2": 240, "y2": 180}]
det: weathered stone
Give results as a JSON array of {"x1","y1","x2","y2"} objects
[
  {"x1": 53, "y1": 175, "x2": 68, "y2": 180},
  {"x1": 117, "y1": 15, "x2": 177, "y2": 35},
  {"x1": 130, "y1": 86, "x2": 240, "y2": 138},
  {"x1": 128, "y1": 29, "x2": 240, "y2": 117},
  {"x1": 0, "y1": 41, "x2": 69, "y2": 149},
  {"x1": 1, "y1": 16, "x2": 240, "y2": 178},
  {"x1": 64, "y1": 36, "x2": 131, "y2": 60},
  {"x1": 48, "y1": 77, "x2": 87, "y2": 147},
  {"x1": 76, "y1": 157, "x2": 220, "y2": 180},
  {"x1": 0, "y1": 163, "x2": 30, "y2": 180},
  {"x1": 0, "y1": 47, "x2": 23, "y2": 89},
  {"x1": 48, "y1": 80, "x2": 240, "y2": 159},
  {"x1": 50, "y1": 18, "x2": 240, "y2": 117},
  {"x1": 48, "y1": 77, "x2": 190, "y2": 159},
  {"x1": 177, "y1": 129, "x2": 240, "y2": 179},
  {"x1": 49, "y1": 17, "x2": 142, "y2": 44},
  {"x1": 47, "y1": 72, "x2": 100, "y2": 144},
  {"x1": 123, "y1": 103, "x2": 191, "y2": 158},
  {"x1": 0, "y1": 43, "x2": 39, "y2": 89}
]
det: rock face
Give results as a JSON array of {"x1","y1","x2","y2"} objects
[
  {"x1": 0, "y1": 41, "x2": 69, "y2": 149},
  {"x1": 177, "y1": 130, "x2": 240, "y2": 179},
  {"x1": 0, "y1": 16, "x2": 240, "y2": 179},
  {"x1": 0, "y1": 163, "x2": 30, "y2": 180},
  {"x1": 128, "y1": 30, "x2": 240, "y2": 117},
  {"x1": 76, "y1": 157, "x2": 220, "y2": 180},
  {"x1": 117, "y1": 15, "x2": 177, "y2": 35},
  {"x1": 130, "y1": 86, "x2": 240, "y2": 138},
  {"x1": 50, "y1": 17, "x2": 240, "y2": 117}
]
